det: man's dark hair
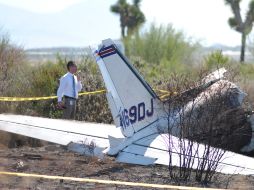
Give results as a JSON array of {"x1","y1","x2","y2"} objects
[{"x1": 67, "y1": 61, "x2": 76, "y2": 71}]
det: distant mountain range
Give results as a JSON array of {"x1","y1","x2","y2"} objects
[{"x1": 205, "y1": 44, "x2": 241, "y2": 51}]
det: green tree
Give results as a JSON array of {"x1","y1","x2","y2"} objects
[
  {"x1": 110, "y1": 0, "x2": 145, "y2": 38},
  {"x1": 225, "y1": 0, "x2": 254, "y2": 62}
]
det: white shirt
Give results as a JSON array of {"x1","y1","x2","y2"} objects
[{"x1": 57, "y1": 72, "x2": 82, "y2": 102}]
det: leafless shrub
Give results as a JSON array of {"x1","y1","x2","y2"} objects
[{"x1": 163, "y1": 70, "x2": 252, "y2": 185}]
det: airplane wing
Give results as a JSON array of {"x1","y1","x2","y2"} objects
[
  {"x1": 1, "y1": 114, "x2": 254, "y2": 175},
  {"x1": 0, "y1": 114, "x2": 123, "y2": 157},
  {"x1": 117, "y1": 133, "x2": 254, "y2": 175}
]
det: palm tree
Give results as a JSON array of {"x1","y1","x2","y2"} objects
[
  {"x1": 110, "y1": 0, "x2": 145, "y2": 38},
  {"x1": 225, "y1": 0, "x2": 254, "y2": 62}
]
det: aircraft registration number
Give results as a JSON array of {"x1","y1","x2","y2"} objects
[{"x1": 120, "y1": 99, "x2": 154, "y2": 129}]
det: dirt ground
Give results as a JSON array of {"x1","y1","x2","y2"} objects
[{"x1": 0, "y1": 138, "x2": 254, "y2": 189}]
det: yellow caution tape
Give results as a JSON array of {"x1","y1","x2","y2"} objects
[
  {"x1": 159, "y1": 94, "x2": 171, "y2": 100},
  {"x1": 0, "y1": 171, "x2": 224, "y2": 190},
  {"x1": 154, "y1": 89, "x2": 171, "y2": 94},
  {"x1": 155, "y1": 89, "x2": 178, "y2": 100},
  {"x1": 0, "y1": 89, "x2": 175, "y2": 102},
  {"x1": 0, "y1": 96, "x2": 57, "y2": 101},
  {"x1": 0, "y1": 90, "x2": 106, "y2": 102},
  {"x1": 78, "y1": 89, "x2": 106, "y2": 96}
]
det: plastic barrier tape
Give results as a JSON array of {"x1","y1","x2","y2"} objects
[
  {"x1": 0, "y1": 89, "x2": 176, "y2": 102},
  {"x1": 0, "y1": 171, "x2": 224, "y2": 190},
  {"x1": 0, "y1": 90, "x2": 106, "y2": 102}
]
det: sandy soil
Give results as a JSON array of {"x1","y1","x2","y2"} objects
[{"x1": 1, "y1": 143, "x2": 254, "y2": 190}]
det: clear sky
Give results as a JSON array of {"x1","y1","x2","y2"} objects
[{"x1": 0, "y1": 0, "x2": 251, "y2": 48}]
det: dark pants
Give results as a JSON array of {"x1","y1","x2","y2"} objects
[{"x1": 63, "y1": 97, "x2": 77, "y2": 120}]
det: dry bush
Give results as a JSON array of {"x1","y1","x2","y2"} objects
[
  {"x1": 0, "y1": 31, "x2": 32, "y2": 114},
  {"x1": 0, "y1": 53, "x2": 112, "y2": 123},
  {"x1": 163, "y1": 70, "x2": 252, "y2": 185},
  {"x1": 75, "y1": 56, "x2": 112, "y2": 123},
  {"x1": 44, "y1": 55, "x2": 113, "y2": 123},
  {"x1": 32, "y1": 56, "x2": 113, "y2": 123},
  {"x1": 0, "y1": 31, "x2": 45, "y2": 147},
  {"x1": 0, "y1": 33, "x2": 25, "y2": 90}
]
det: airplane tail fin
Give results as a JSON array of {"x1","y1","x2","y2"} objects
[{"x1": 94, "y1": 39, "x2": 162, "y2": 137}]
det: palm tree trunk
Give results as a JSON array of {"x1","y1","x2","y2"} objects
[{"x1": 240, "y1": 32, "x2": 246, "y2": 63}]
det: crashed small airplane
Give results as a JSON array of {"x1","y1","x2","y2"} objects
[{"x1": 1, "y1": 39, "x2": 254, "y2": 175}]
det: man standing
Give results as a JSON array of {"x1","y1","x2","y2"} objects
[{"x1": 57, "y1": 61, "x2": 82, "y2": 119}]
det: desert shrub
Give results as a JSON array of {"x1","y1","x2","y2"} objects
[
  {"x1": 0, "y1": 34, "x2": 112, "y2": 122},
  {"x1": 22, "y1": 57, "x2": 66, "y2": 117},
  {"x1": 239, "y1": 63, "x2": 254, "y2": 79},
  {"x1": 7, "y1": 55, "x2": 112, "y2": 123},
  {"x1": 236, "y1": 63, "x2": 254, "y2": 107},
  {"x1": 204, "y1": 50, "x2": 230, "y2": 69},
  {"x1": 0, "y1": 31, "x2": 28, "y2": 96},
  {"x1": 29, "y1": 58, "x2": 66, "y2": 96},
  {"x1": 0, "y1": 31, "x2": 44, "y2": 146},
  {"x1": 5, "y1": 56, "x2": 66, "y2": 117},
  {"x1": 163, "y1": 71, "x2": 251, "y2": 185},
  {"x1": 74, "y1": 56, "x2": 112, "y2": 123},
  {"x1": 0, "y1": 30, "x2": 32, "y2": 114},
  {"x1": 124, "y1": 23, "x2": 199, "y2": 80}
]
